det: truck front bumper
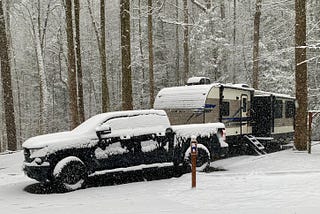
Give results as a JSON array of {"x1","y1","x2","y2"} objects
[{"x1": 23, "y1": 161, "x2": 52, "y2": 183}]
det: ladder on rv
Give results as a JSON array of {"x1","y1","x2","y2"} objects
[{"x1": 244, "y1": 135, "x2": 267, "y2": 155}]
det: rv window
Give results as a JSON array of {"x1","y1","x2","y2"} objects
[
  {"x1": 221, "y1": 102, "x2": 230, "y2": 116},
  {"x1": 242, "y1": 98, "x2": 247, "y2": 112},
  {"x1": 274, "y1": 100, "x2": 283, "y2": 119},
  {"x1": 285, "y1": 101, "x2": 295, "y2": 118}
]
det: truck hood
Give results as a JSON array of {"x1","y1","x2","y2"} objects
[{"x1": 22, "y1": 131, "x2": 98, "y2": 149}]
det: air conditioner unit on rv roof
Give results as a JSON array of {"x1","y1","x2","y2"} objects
[{"x1": 187, "y1": 77, "x2": 211, "y2": 86}]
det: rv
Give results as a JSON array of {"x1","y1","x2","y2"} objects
[
  {"x1": 252, "y1": 90, "x2": 295, "y2": 150},
  {"x1": 154, "y1": 79, "x2": 254, "y2": 154},
  {"x1": 154, "y1": 77, "x2": 295, "y2": 155}
]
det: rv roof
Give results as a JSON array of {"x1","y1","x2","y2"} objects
[
  {"x1": 254, "y1": 90, "x2": 295, "y2": 99},
  {"x1": 154, "y1": 83, "x2": 254, "y2": 109}
]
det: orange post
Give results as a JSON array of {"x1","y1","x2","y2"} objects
[
  {"x1": 191, "y1": 137, "x2": 197, "y2": 188},
  {"x1": 308, "y1": 112, "x2": 312, "y2": 154}
]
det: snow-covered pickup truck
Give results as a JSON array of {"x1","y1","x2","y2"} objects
[{"x1": 22, "y1": 110, "x2": 227, "y2": 191}]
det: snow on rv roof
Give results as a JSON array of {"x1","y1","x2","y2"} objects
[
  {"x1": 254, "y1": 90, "x2": 295, "y2": 99},
  {"x1": 154, "y1": 83, "x2": 254, "y2": 109},
  {"x1": 154, "y1": 83, "x2": 219, "y2": 109}
]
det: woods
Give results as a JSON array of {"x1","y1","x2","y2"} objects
[{"x1": 0, "y1": 0, "x2": 318, "y2": 151}]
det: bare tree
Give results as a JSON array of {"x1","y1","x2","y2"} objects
[
  {"x1": 87, "y1": 0, "x2": 110, "y2": 113},
  {"x1": 252, "y1": 0, "x2": 262, "y2": 89},
  {"x1": 65, "y1": 0, "x2": 79, "y2": 129},
  {"x1": 295, "y1": 0, "x2": 308, "y2": 150},
  {"x1": 0, "y1": 0, "x2": 17, "y2": 150},
  {"x1": 183, "y1": 0, "x2": 189, "y2": 83},
  {"x1": 148, "y1": 0, "x2": 154, "y2": 108},
  {"x1": 175, "y1": 0, "x2": 180, "y2": 85},
  {"x1": 100, "y1": 0, "x2": 109, "y2": 112},
  {"x1": 74, "y1": 0, "x2": 85, "y2": 122},
  {"x1": 120, "y1": 0, "x2": 133, "y2": 110}
]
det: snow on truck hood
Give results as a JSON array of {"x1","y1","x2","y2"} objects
[{"x1": 22, "y1": 131, "x2": 97, "y2": 149}]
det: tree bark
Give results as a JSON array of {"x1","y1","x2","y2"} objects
[
  {"x1": 232, "y1": 0, "x2": 237, "y2": 83},
  {"x1": 34, "y1": 0, "x2": 50, "y2": 134},
  {"x1": 220, "y1": 0, "x2": 225, "y2": 19},
  {"x1": 252, "y1": 0, "x2": 262, "y2": 89},
  {"x1": 100, "y1": 0, "x2": 110, "y2": 112},
  {"x1": 65, "y1": 0, "x2": 79, "y2": 129},
  {"x1": 148, "y1": 0, "x2": 155, "y2": 108},
  {"x1": 138, "y1": 0, "x2": 146, "y2": 108},
  {"x1": 74, "y1": 0, "x2": 85, "y2": 122},
  {"x1": 120, "y1": 0, "x2": 133, "y2": 110},
  {"x1": 295, "y1": 0, "x2": 308, "y2": 150},
  {"x1": 0, "y1": 0, "x2": 17, "y2": 151},
  {"x1": 175, "y1": 0, "x2": 180, "y2": 85},
  {"x1": 183, "y1": 0, "x2": 189, "y2": 84}
]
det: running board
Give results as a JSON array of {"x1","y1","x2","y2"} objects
[{"x1": 244, "y1": 135, "x2": 267, "y2": 155}]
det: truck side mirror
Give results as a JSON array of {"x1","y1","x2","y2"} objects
[{"x1": 96, "y1": 125, "x2": 111, "y2": 140}]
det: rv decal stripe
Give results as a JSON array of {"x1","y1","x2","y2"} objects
[{"x1": 222, "y1": 117, "x2": 251, "y2": 122}]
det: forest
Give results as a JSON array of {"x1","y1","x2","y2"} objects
[{"x1": 0, "y1": 0, "x2": 319, "y2": 152}]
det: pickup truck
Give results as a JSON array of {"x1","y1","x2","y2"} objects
[{"x1": 22, "y1": 109, "x2": 227, "y2": 191}]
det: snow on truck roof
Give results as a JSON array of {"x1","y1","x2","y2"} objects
[
  {"x1": 73, "y1": 109, "x2": 168, "y2": 134},
  {"x1": 154, "y1": 83, "x2": 254, "y2": 109}
]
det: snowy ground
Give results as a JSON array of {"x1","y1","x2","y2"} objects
[{"x1": 1, "y1": 144, "x2": 320, "y2": 214}]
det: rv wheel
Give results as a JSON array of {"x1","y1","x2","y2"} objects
[
  {"x1": 184, "y1": 144, "x2": 210, "y2": 172},
  {"x1": 53, "y1": 156, "x2": 87, "y2": 192}
]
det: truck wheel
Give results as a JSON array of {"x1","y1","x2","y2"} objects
[
  {"x1": 184, "y1": 144, "x2": 210, "y2": 172},
  {"x1": 53, "y1": 156, "x2": 87, "y2": 191}
]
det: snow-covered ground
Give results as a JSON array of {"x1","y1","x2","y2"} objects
[{"x1": 1, "y1": 144, "x2": 320, "y2": 214}]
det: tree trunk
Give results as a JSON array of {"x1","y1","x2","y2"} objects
[
  {"x1": 175, "y1": 0, "x2": 180, "y2": 85},
  {"x1": 100, "y1": 0, "x2": 110, "y2": 112},
  {"x1": 148, "y1": 0, "x2": 154, "y2": 108},
  {"x1": 295, "y1": 0, "x2": 308, "y2": 150},
  {"x1": 252, "y1": 0, "x2": 262, "y2": 89},
  {"x1": 74, "y1": 0, "x2": 85, "y2": 122},
  {"x1": 0, "y1": 0, "x2": 17, "y2": 151},
  {"x1": 120, "y1": 0, "x2": 133, "y2": 110},
  {"x1": 232, "y1": 0, "x2": 237, "y2": 83},
  {"x1": 34, "y1": 0, "x2": 50, "y2": 134},
  {"x1": 65, "y1": 0, "x2": 79, "y2": 129},
  {"x1": 220, "y1": 0, "x2": 225, "y2": 19},
  {"x1": 138, "y1": 0, "x2": 146, "y2": 108},
  {"x1": 183, "y1": 0, "x2": 189, "y2": 84}
]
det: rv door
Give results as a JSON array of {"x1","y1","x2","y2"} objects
[{"x1": 240, "y1": 94, "x2": 248, "y2": 135}]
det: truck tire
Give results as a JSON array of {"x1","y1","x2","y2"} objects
[
  {"x1": 184, "y1": 144, "x2": 210, "y2": 172},
  {"x1": 53, "y1": 156, "x2": 87, "y2": 191}
]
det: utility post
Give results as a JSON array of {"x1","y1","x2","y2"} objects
[
  {"x1": 191, "y1": 136, "x2": 197, "y2": 188},
  {"x1": 308, "y1": 111, "x2": 312, "y2": 154}
]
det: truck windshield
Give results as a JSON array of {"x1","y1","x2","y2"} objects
[{"x1": 72, "y1": 113, "x2": 109, "y2": 134}]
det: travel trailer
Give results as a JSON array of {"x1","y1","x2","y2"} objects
[{"x1": 154, "y1": 77, "x2": 295, "y2": 155}]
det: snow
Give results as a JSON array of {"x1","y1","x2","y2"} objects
[
  {"x1": 2, "y1": 144, "x2": 320, "y2": 213},
  {"x1": 254, "y1": 89, "x2": 295, "y2": 99},
  {"x1": 154, "y1": 83, "x2": 254, "y2": 109},
  {"x1": 95, "y1": 143, "x2": 128, "y2": 159},
  {"x1": 22, "y1": 110, "x2": 170, "y2": 159},
  {"x1": 173, "y1": 123, "x2": 225, "y2": 139}
]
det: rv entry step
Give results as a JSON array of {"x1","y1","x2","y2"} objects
[{"x1": 244, "y1": 135, "x2": 267, "y2": 155}]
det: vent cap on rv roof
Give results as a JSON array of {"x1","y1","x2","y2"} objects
[
  {"x1": 233, "y1": 83, "x2": 250, "y2": 88},
  {"x1": 187, "y1": 77, "x2": 211, "y2": 86}
]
